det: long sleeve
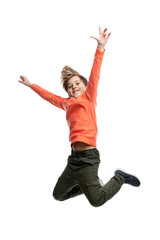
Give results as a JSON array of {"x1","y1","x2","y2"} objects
[
  {"x1": 85, "y1": 48, "x2": 105, "y2": 102},
  {"x1": 30, "y1": 84, "x2": 66, "y2": 110}
]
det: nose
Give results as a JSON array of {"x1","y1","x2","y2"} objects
[{"x1": 72, "y1": 84, "x2": 76, "y2": 90}]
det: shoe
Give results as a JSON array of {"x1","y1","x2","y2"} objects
[{"x1": 115, "y1": 170, "x2": 141, "y2": 187}]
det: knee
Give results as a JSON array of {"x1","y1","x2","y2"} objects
[
  {"x1": 89, "y1": 199, "x2": 104, "y2": 207},
  {"x1": 53, "y1": 189, "x2": 61, "y2": 201},
  {"x1": 53, "y1": 189, "x2": 66, "y2": 201},
  {"x1": 89, "y1": 191, "x2": 108, "y2": 207},
  {"x1": 53, "y1": 192, "x2": 61, "y2": 201}
]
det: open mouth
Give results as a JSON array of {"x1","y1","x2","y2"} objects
[{"x1": 73, "y1": 90, "x2": 79, "y2": 94}]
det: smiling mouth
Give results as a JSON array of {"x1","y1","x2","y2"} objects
[{"x1": 73, "y1": 90, "x2": 79, "y2": 94}]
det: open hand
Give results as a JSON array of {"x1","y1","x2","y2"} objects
[
  {"x1": 19, "y1": 75, "x2": 31, "y2": 87},
  {"x1": 90, "y1": 26, "x2": 111, "y2": 51}
]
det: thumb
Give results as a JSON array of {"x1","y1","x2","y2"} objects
[{"x1": 90, "y1": 35, "x2": 98, "y2": 41}]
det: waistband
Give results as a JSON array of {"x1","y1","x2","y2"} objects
[{"x1": 71, "y1": 148, "x2": 99, "y2": 157}]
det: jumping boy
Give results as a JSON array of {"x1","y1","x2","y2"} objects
[{"x1": 19, "y1": 26, "x2": 140, "y2": 207}]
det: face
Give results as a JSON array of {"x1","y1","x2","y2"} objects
[{"x1": 67, "y1": 76, "x2": 87, "y2": 98}]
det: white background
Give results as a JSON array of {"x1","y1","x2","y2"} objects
[{"x1": 1, "y1": 0, "x2": 160, "y2": 239}]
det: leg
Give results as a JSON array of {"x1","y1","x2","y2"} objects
[
  {"x1": 68, "y1": 149, "x2": 125, "y2": 207},
  {"x1": 53, "y1": 164, "x2": 83, "y2": 201},
  {"x1": 76, "y1": 162, "x2": 124, "y2": 207}
]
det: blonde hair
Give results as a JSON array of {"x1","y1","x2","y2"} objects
[{"x1": 61, "y1": 66, "x2": 88, "y2": 92}]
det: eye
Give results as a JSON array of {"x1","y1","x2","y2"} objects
[
  {"x1": 76, "y1": 82, "x2": 80, "y2": 85},
  {"x1": 68, "y1": 85, "x2": 72, "y2": 89}
]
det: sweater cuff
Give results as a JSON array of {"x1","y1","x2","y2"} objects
[
  {"x1": 30, "y1": 84, "x2": 37, "y2": 90},
  {"x1": 97, "y1": 47, "x2": 105, "y2": 53},
  {"x1": 95, "y1": 47, "x2": 105, "y2": 59}
]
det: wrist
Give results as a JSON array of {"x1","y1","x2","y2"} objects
[{"x1": 97, "y1": 43, "x2": 105, "y2": 51}]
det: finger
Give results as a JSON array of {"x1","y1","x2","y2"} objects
[
  {"x1": 103, "y1": 28, "x2": 108, "y2": 33},
  {"x1": 99, "y1": 25, "x2": 102, "y2": 34},
  {"x1": 20, "y1": 75, "x2": 27, "y2": 80},
  {"x1": 20, "y1": 75, "x2": 24, "y2": 81},
  {"x1": 90, "y1": 36, "x2": 98, "y2": 41},
  {"x1": 107, "y1": 32, "x2": 111, "y2": 39}
]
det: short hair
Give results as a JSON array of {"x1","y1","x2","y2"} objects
[{"x1": 61, "y1": 66, "x2": 88, "y2": 92}]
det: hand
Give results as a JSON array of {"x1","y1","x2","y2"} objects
[
  {"x1": 19, "y1": 75, "x2": 31, "y2": 87},
  {"x1": 90, "y1": 25, "x2": 111, "y2": 51}
]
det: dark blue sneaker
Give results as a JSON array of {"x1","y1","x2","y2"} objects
[{"x1": 115, "y1": 170, "x2": 141, "y2": 187}]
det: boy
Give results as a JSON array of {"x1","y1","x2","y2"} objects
[{"x1": 19, "y1": 26, "x2": 140, "y2": 207}]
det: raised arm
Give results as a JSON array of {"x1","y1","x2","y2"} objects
[
  {"x1": 19, "y1": 75, "x2": 65, "y2": 110},
  {"x1": 85, "y1": 26, "x2": 111, "y2": 101}
]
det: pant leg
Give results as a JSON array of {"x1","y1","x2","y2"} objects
[
  {"x1": 53, "y1": 163, "x2": 83, "y2": 201},
  {"x1": 77, "y1": 170, "x2": 124, "y2": 207},
  {"x1": 71, "y1": 149, "x2": 125, "y2": 207}
]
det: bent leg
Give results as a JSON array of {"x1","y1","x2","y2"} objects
[
  {"x1": 77, "y1": 164, "x2": 124, "y2": 207},
  {"x1": 53, "y1": 164, "x2": 83, "y2": 201}
]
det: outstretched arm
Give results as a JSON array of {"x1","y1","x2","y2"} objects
[
  {"x1": 90, "y1": 25, "x2": 111, "y2": 51},
  {"x1": 18, "y1": 75, "x2": 65, "y2": 110}
]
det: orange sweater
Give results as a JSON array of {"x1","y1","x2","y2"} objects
[{"x1": 30, "y1": 48, "x2": 105, "y2": 146}]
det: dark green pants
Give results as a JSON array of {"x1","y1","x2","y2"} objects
[{"x1": 53, "y1": 149, "x2": 124, "y2": 207}]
